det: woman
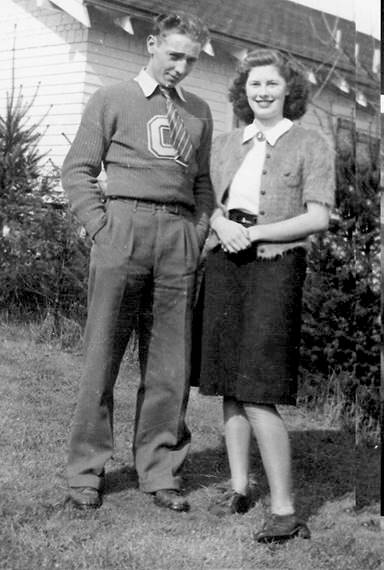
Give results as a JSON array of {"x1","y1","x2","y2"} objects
[{"x1": 198, "y1": 49, "x2": 335, "y2": 542}]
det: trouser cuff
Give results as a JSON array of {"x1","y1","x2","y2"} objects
[
  {"x1": 139, "y1": 474, "x2": 182, "y2": 493},
  {"x1": 68, "y1": 473, "x2": 104, "y2": 490}
]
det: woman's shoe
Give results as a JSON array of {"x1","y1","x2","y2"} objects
[
  {"x1": 209, "y1": 489, "x2": 253, "y2": 517},
  {"x1": 254, "y1": 513, "x2": 311, "y2": 543}
]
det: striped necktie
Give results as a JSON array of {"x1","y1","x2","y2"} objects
[{"x1": 159, "y1": 86, "x2": 194, "y2": 166}]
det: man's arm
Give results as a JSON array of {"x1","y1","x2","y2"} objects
[
  {"x1": 193, "y1": 105, "x2": 214, "y2": 247},
  {"x1": 61, "y1": 89, "x2": 109, "y2": 239}
]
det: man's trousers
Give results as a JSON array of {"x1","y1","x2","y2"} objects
[{"x1": 66, "y1": 199, "x2": 200, "y2": 492}]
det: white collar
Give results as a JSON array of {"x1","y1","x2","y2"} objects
[
  {"x1": 242, "y1": 118, "x2": 293, "y2": 146},
  {"x1": 134, "y1": 68, "x2": 186, "y2": 101}
]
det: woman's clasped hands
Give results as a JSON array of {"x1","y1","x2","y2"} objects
[{"x1": 212, "y1": 216, "x2": 253, "y2": 254}]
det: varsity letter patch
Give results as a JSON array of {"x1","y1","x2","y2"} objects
[{"x1": 147, "y1": 115, "x2": 177, "y2": 160}]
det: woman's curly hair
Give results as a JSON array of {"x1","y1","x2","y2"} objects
[{"x1": 229, "y1": 49, "x2": 310, "y2": 124}]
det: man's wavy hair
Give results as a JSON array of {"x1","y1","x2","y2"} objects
[
  {"x1": 229, "y1": 49, "x2": 310, "y2": 124},
  {"x1": 153, "y1": 12, "x2": 210, "y2": 47}
]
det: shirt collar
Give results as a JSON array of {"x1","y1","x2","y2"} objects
[
  {"x1": 134, "y1": 68, "x2": 186, "y2": 102},
  {"x1": 242, "y1": 118, "x2": 293, "y2": 146}
]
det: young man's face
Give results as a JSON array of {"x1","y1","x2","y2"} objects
[{"x1": 146, "y1": 31, "x2": 202, "y2": 88}]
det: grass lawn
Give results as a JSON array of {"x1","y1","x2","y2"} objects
[{"x1": 0, "y1": 321, "x2": 382, "y2": 569}]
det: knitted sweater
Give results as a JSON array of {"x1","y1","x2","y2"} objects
[
  {"x1": 61, "y1": 80, "x2": 214, "y2": 243},
  {"x1": 207, "y1": 123, "x2": 335, "y2": 258}
]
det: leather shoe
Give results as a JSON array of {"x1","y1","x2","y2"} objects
[
  {"x1": 68, "y1": 486, "x2": 102, "y2": 509},
  {"x1": 209, "y1": 489, "x2": 253, "y2": 517},
  {"x1": 153, "y1": 489, "x2": 190, "y2": 512},
  {"x1": 254, "y1": 513, "x2": 311, "y2": 543}
]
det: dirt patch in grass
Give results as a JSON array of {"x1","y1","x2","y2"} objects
[{"x1": 0, "y1": 323, "x2": 382, "y2": 569}]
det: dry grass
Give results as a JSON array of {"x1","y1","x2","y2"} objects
[{"x1": 0, "y1": 320, "x2": 382, "y2": 570}]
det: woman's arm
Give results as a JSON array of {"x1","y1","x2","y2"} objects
[
  {"x1": 211, "y1": 214, "x2": 251, "y2": 253},
  {"x1": 211, "y1": 202, "x2": 329, "y2": 253},
  {"x1": 248, "y1": 202, "x2": 330, "y2": 244}
]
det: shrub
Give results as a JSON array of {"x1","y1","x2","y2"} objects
[
  {"x1": 0, "y1": 82, "x2": 89, "y2": 328},
  {"x1": 299, "y1": 120, "x2": 380, "y2": 427}
]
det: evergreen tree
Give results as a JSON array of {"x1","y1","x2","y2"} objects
[
  {"x1": 300, "y1": 120, "x2": 380, "y2": 426},
  {"x1": 0, "y1": 83, "x2": 89, "y2": 324}
]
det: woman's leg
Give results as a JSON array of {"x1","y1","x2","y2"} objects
[
  {"x1": 223, "y1": 397, "x2": 252, "y2": 494},
  {"x1": 244, "y1": 403, "x2": 294, "y2": 515}
]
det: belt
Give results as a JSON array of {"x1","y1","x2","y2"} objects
[
  {"x1": 107, "y1": 196, "x2": 192, "y2": 216},
  {"x1": 228, "y1": 209, "x2": 258, "y2": 227}
]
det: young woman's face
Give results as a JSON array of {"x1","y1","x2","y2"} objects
[{"x1": 245, "y1": 64, "x2": 289, "y2": 127}]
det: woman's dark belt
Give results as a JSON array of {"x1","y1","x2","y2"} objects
[
  {"x1": 107, "y1": 196, "x2": 192, "y2": 216},
  {"x1": 228, "y1": 209, "x2": 258, "y2": 227}
]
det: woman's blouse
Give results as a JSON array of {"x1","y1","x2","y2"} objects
[
  {"x1": 208, "y1": 123, "x2": 336, "y2": 259},
  {"x1": 226, "y1": 118, "x2": 292, "y2": 215}
]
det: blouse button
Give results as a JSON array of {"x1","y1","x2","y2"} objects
[
  {"x1": 259, "y1": 247, "x2": 265, "y2": 254},
  {"x1": 262, "y1": 169, "x2": 267, "y2": 175},
  {"x1": 266, "y1": 154, "x2": 271, "y2": 159},
  {"x1": 259, "y1": 210, "x2": 265, "y2": 215},
  {"x1": 261, "y1": 190, "x2": 266, "y2": 195}
]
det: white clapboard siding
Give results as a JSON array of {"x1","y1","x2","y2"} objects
[
  {"x1": 355, "y1": 111, "x2": 380, "y2": 139},
  {"x1": 0, "y1": 0, "x2": 89, "y2": 167},
  {"x1": 84, "y1": 26, "x2": 147, "y2": 91},
  {"x1": 306, "y1": 88, "x2": 354, "y2": 126},
  {"x1": 304, "y1": 86, "x2": 377, "y2": 140}
]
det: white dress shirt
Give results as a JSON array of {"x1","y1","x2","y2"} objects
[
  {"x1": 134, "y1": 68, "x2": 186, "y2": 100},
  {"x1": 226, "y1": 118, "x2": 293, "y2": 215}
]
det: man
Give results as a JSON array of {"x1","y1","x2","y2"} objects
[{"x1": 62, "y1": 11, "x2": 213, "y2": 512}]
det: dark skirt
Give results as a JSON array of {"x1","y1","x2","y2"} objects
[{"x1": 195, "y1": 245, "x2": 307, "y2": 405}]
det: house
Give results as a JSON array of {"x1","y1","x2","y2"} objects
[{"x1": 0, "y1": 0, "x2": 380, "y2": 170}]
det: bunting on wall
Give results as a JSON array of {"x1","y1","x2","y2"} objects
[
  {"x1": 306, "y1": 70, "x2": 318, "y2": 85},
  {"x1": 114, "y1": 15, "x2": 134, "y2": 35},
  {"x1": 355, "y1": 90, "x2": 368, "y2": 107},
  {"x1": 36, "y1": 0, "x2": 90, "y2": 28},
  {"x1": 34, "y1": 0, "x2": 377, "y2": 111},
  {"x1": 332, "y1": 74, "x2": 351, "y2": 94},
  {"x1": 203, "y1": 41, "x2": 215, "y2": 56},
  {"x1": 229, "y1": 47, "x2": 248, "y2": 61}
]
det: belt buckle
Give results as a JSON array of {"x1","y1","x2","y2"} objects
[
  {"x1": 166, "y1": 203, "x2": 179, "y2": 215},
  {"x1": 159, "y1": 203, "x2": 179, "y2": 215}
]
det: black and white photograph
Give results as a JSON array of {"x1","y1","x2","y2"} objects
[{"x1": 0, "y1": 0, "x2": 381, "y2": 568}]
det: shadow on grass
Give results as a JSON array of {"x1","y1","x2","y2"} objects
[
  {"x1": 103, "y1": 426, "x2": 379, "y2": 519},
  {"x1": 104, "y1": 465, "x2": 138, "y2": 495},
  {"x1": 104, "y1": 447, "x2": 231, "y2": 496},
  {"x1": 356, "y1": 442, "x2": 381, "y2": 510},
  {"x1": 289, "y1": 427, "x2": 357, "y2": 519},
  {"x1": 184, "y1": 443, "x2": 229, "y2": 491},
  {"x1": 183, "y1": 426, "x2": 378, "y2": 518}
]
